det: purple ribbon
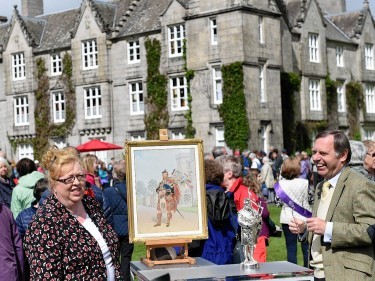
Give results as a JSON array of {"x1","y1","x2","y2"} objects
[{"x1": 274, "y1": 182, "x2": 312, "y2": 218}]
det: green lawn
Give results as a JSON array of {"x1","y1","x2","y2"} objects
[{"x1": 131, "y1": 205, "x2": 304, "y2": 266}]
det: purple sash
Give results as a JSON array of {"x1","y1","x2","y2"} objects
[{"x1": 274, "y1": 182, "x2": 312, "y2": 218}]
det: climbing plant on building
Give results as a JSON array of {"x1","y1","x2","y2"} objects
[
  {"x1": 219, "y1": 62, "x2": 249, "y2": 151},
  {"x1": 183, "y1": 39, "x2": 196, "y2": 138},
  {"x1": 144, "y1": 37, "x2": 169, "y2": 140},
  {"x1": 281, "y1": 72, "x2": 300, "y2": 153},
  {"x1": 325, "y1": 74, "x2": 338, "y2": 129},
  {"x1": 346, "y1": 81, "x2": 363, "y2": 140}
]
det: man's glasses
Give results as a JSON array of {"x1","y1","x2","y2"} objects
[{"x1": 56, "y1": 174, "x2": 86, "y2": 185}]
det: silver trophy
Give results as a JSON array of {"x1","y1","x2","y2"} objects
[{"x1": 237, "y1": 197, "x2": 263, "y2": 270}]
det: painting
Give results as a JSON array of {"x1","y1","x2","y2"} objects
[{"x1": 125, "y1": 139, "x2": 208, "y2": 243}]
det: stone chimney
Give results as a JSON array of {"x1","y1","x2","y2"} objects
[{"x1": 22, "y1": 0, "x2": 44, "y2": 17}]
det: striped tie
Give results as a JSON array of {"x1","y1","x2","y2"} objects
[{"x1": 321, "y1": 181, "x2": 331, "y2": 199}]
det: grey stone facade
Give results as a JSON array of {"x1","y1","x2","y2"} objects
[{"x1": 0, "y1": 0, "x2": 374, "y2": 162}]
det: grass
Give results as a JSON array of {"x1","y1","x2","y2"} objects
[{"x1": 131, "y1": 205, "x2": 304, "y2": 266}]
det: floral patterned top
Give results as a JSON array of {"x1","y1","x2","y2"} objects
[{"x1": 24, "y1": 194, "x2": 123, "y2": 280}]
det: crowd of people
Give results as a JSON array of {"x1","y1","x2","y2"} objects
[{"x1": 0, "y1": 129, "x2": 375, "y2": 281}]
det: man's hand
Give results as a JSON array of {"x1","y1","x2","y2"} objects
[
  {"x1": 289, "y1": 218, "x2": 307, "y2": 234},
  {"x1": 306, "y1": 217, "x2": 326, "y2": 235}
]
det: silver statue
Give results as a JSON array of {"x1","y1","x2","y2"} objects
[{"x1": 237, "y1": 197, "x2": 263, "y2": 270}]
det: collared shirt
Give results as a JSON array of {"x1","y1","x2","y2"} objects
[{"x1": 323, "y1": 168, "x2": 343, "y2": 242}]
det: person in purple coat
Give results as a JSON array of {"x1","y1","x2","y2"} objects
[{"x1": 0, "y1": 202, "x2": 24, "y2": 280}]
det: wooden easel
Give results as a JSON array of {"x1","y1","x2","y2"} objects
[
  {"x1": 141, "y1": 129, "x2": 196, "y2": 267},
  {"x1": 141, "y1": 238, "x2": 196, "y2": 267}
]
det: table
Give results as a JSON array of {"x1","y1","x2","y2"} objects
[{"x1": 131, "y1": 259, "x2": 314, "y2": 281}]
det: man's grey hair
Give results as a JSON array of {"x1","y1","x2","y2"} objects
[{"x1": 221, "y1": 155, "x2": 242, "y2": 178}]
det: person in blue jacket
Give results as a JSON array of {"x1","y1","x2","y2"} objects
[{"x1": 103, "y1": 160, "x2": 133, "y2": 281}]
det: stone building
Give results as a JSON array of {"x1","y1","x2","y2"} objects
[{"x1": 0, "y1": 0, "x2": 374, "y2": 162}]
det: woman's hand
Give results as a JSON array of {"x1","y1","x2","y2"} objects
[{"x1": 288, "y1": 218, "x2": 307, "y2": 234}]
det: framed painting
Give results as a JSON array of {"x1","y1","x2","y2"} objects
[{"x1": 125, "y1": 139, "x2": 208, "y2": 243}]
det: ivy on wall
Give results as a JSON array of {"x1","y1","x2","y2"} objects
[
  {"x1": 281, "y1": 72, "x2": 300, "y2": 154},
  {"x1": 346, "y1": 81, "x2": 363, "y2": 140},
  {"x1": 325, "y1": 74, "x2": 338, "y2": 129},
  {"x1": 183, "y1": 39, "x2": 196, "y2": 138},
  {"x1": 33, "y1": 57, "x2": 51, "y2": 160},
  {"x1": 50, "y1": 53, "x2": 76, "y2": 137},
  {"x1": 219, "y1": 62, "x2": 249, "y2": 151},
  {"x1": 9, "y1": 53, "x2": 76, "y2": 160},
  {"x1": 144, "y1": 38, "x2": 169, "y2": 140}
]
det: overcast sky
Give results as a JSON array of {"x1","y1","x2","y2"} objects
[{"x1": 0, "y1": 0, "x2": 374, "y2": 21}]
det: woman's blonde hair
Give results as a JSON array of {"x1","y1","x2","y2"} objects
[
  {"x1": 243, "y1": 173, "x2": 261, "y2": 195},
  {"x1": 42, "y1": 146, "x2": 82, "y2": 187},
  {"x1": 81, "y1": 154, "x2": 98, "y2": 174}
]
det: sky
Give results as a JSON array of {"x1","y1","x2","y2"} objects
[{"x1": 0, "y1": 0, "x2": 374, "y2": 21}]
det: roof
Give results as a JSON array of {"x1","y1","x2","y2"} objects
[
  {"x1": 36, "y1": 9, "x2": 80, "y2": 52},
  {"x1": 324, "y1": 16, "x2": 353, "y2": 43},
  {"x1": 329, "y1": 10, "x2": 365, "y2": 39},
  {"x1": 115, "y1": 0, "x2": 172, "y2": 37}
]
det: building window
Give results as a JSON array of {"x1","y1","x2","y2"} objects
[
  {"x1": 128, "y1": 40, "x2": 140, "y2": 63},
  {"x1": 364, "y1": 130, "x2": 375, "y2": 140},
  {"x1": 172, "y1": 131, "x2": 185, "y2": 139},
  {"x1": 210, "y1": 18, "x2": 217, "y2": 45},
  {"x1": 131, "y1": 133, "x2": 145, "y2": 141},
  {"x1": 12, "y1": 52, "x2": 26, "y2": 80},
  {"x1": 168, "y1": 25, "x2": 185, "y2": 57},
  {"x1": 52, "y1": 91, "x2": 65, "y2": 123},
  {"x1": 365, "y1": 44, "x2": 374, "y2": 70},
  {"x1": 213, "y1": 68, "x2": 222, "y2": 104},
  {"x1": 260, "y1": 123, "x2": 271, "y2": 153},
  {"x1": 51, "y1": 54, "x2": 62, "y2": 75},
  {"x1": 337, "y1": 82, "x2": 346, "y2": 112},
  {"x1": 170, "y1": 76, "x2": 188, "y2": 111},
  {"x1": 259, "y1": 65, "x2": 266, "y2": 103},
  {"x1": 365, "y1": 84, "x2": 375, "y2": 113},
  {"x1": 82, "y1": 40, "x2": 98, "y2": 70},
  {"x1": 309, "y1": 33, "x2": 319, "y2": 63},
  {"x1": 14, "y1": 96, "x2": 29, "y2": 126},
  {"x1": 18, "y1": 144, "x2": 34, "y2": 160},
  {"x1": 336, "y1": 46, "x2": 344, "y2": 67},
  {"x1": 309, "y1": 79, "x2": 321, "y2": 111},
  {"x1": 215, "y1": 127, "x2": 225, "y2": 147},
  {"x1": 129, "y1": 82, "x2": 144, "y2": 115},
  {"x1": 84, "y1": 86, "x2": 102, "y2": 118},
  {"x1": 54, "y1": 140, "x2": 66, "y2": 149},
  {"x1": 259, "y1": 16, "x2": 264, "y2": 44}
]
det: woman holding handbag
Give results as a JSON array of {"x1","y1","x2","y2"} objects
[{"x1": 275, "y1": 157, "x2": 312, "y2": 268}]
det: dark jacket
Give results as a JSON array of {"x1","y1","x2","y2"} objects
[
  {"x1": 24, "y1": 194, "x2": 123, "y2": 280},
  {"x1": 16, "y1": 204, "x2": 37, "y2": 238},
  {"x1": 0, "y1": 203, "x2": 24, "y2": 280},
  {"x1": 0, "y1": 177, "x2": 15, "y2": 208},
  {"x1": 103, "y1": 181, "x2": 129, "y2": 237}
]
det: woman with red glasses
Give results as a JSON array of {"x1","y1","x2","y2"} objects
[{"x1": 24, "y1": 146, "x2": 123, "y2": 280}]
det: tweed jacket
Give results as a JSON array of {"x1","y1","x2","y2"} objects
[
  {"x1": 24, "y1": 194, "x2": 123, "y2": 280},
  {"x1": 309, "y1": 167, "x2": 375, "y2": 281}
]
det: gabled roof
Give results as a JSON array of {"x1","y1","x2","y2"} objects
[
  {"x1": 329, "y1": 10, "x2": 366, "y2": 39},
  {"x1": 9, "y1": 7, "x2": 45, "y2": 47},
  {"x1": 285, "y1": 0, "x2": 326, "y2": 29},
  {"x1": 176, "y1": 0, "x2": 189, "y2": 9},
  {"x1": 324, "y1": 16, "x2": 353, "y2": 44},
  {"x1": 36, "y1": 9, "x2": 80, "y2": 52},
  {"x1": 114, "y1": 0, "x2": 172, "y2": 38},
  {"x1": 0, "y1": 23, "x2": 10, "y2": 49}
]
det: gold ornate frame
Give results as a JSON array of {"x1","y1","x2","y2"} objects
[{"x1": 125, "y1": 139, "x2": 208, "y2": 243}]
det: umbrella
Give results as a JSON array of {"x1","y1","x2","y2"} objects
[{"x1": 76, "y1": 139, "x2": 123, "y2": 152}]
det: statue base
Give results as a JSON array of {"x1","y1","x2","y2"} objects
[{"x1": 241, "y1": 261, "x2": 259, "y2": 270}]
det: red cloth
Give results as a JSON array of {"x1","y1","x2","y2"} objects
[
  {"x1": 254, "y1": 236, "x2": 267, "y2": 262},
  {"x1": 228, "y1": 177, "x2": 259, "y2": 211},
  {"x1": 84, "y1": 187, "x2": 95, "y2": 198}
]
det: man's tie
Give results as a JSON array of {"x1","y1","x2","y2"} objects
[{"x1": 321, "y1": 181, "x2": 331, "y2": 199}]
